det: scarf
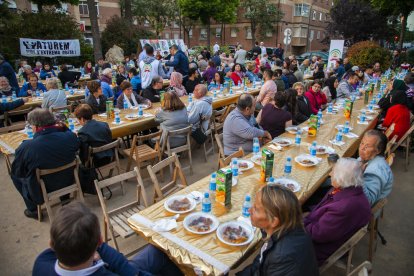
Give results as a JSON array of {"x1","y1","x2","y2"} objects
[
  {"x1": 100, "y1": 75, "x2": 111, "y2": 85},
  {"x1": 124, "y1": 93, "x2": 139, "y2": 108},
  {"x1": 170, "y1": 72, "x2": 187, "y2": 96}
]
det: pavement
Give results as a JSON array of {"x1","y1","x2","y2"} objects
[{"x1": 0, "y1": 144, "x2": 413, "y2": 275}]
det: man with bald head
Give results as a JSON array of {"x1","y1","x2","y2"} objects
[{"x1": 187, "y1": 84, "x2": 212, "y2": 133}]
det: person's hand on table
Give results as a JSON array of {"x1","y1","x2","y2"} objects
[
  {"x1": 22, "y1": 97, "x2": 29, "y2": 103},
  {"x1": 146, "y1": 100, "x2": 152, "y2": 108},
  {"x1": 262, "y1": 131, "x2": 272, "y2": 144}
]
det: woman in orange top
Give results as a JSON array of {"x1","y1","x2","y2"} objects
[{"x1": 382, "y1": 90, "x2": 411, "y2": 141}]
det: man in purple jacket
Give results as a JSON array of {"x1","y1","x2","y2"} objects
[{"x1": 304, "y1": 158, "x2": 371, "y2": 266}]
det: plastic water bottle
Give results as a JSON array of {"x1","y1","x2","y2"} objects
[
  {"x1": 360, "y1": 111, "x2": 366, "y2": 123},
  {"x1": 229, "y1": 88, "x2": 233, "y2": 95},
  {"x1": 138, "y1": 105, "x2": 143, "y2": 117},
  {"x1": 238, "y1": 82, "x2": 241, "y2": 87},
  {"x1": 80, "y1": 67, "x2": 84, "y2": 77},
  {"x1": 12, "y1": 91, "x2": 17, "y2": 100},
  {"x1": 253, "y1": 137, "x2": 260, "y2": 157},
  {"x1": 65, "y1": 83, "x2": 69, "y2": 91},
  {"x1": 310, "y1": 141, "x2": 317, "y2": 156},
  {"x1": 188, "y1": 93, "x2": 193, "y2": 103},
  {"x1": 36, "y1": 90, "x2": 40, "y2": 97},
  {"x1": 123, "y1": 99, "x2": 128, "y2": 109},
  {"x1": 232, "y1": 158, "x2": 239, "y2": 184},
  {"x1": 295, "y1": 130, "x2": 302, "y2": 146},
  {"x1": 115, "y1": 111, "x2": 120, "y2": 124},
  {"x1": 69, "y1": 89, "x2": 74, "y2": 95},
  {"x1": 242, "y1": 195, "x2": 251, "y2": 218},
  {"x1": 2, "y1": 95, "x2": 6, "y2": 103},
  {"x1": 336, "y1": 129, "x2": 343, "y2": 142},
  {"x1": 27, "y1": 127, "x2": 33, "y2": 139},
  {"x1": 284, "y1": 157, "x2": 292, "y2": 177},
  {"x1": 202, "y1": 192, "x2": 211, "y2": 213},
  {"x1": 317, "y1": 109, "x2": 323, "y2": 121},
  {"x1": 213, "y1": 90, "x2": 217, "y2": 99},
  {"x1": 244, "y1": 86, "x2": 248, "y2": 92},
  {"x1": 253, "y1": 82, "x2": 256, "y2": 89},
  {"x1": 209, "y1": 173, "x2": 217, "y2": 198},
  {"x1": 268, "y1": 176, "x2": 275, "y2": 184},
  {"x1": 327, "y1": 103, "x2": 333, "y2": 113},
  {"x1": 343, "y1": 121, "x2": 350, "y2": 134},
  {"x1": 68, "y1": 119, "x2": 75, "y2": 132}
]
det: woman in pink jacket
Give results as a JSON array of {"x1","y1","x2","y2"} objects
[{"x1": 304, "y1": 79, "x2": 327, "y2": 114}]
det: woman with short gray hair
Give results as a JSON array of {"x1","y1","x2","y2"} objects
[
  {"x1": 28, "y1": 108, "x2": 56, "y2": 127},
  {"x1": 303, "y1": 158, "x2": 371, "y2": 266},
  {"x1": 42, "y1": 78, "x2": 67, "y2": 109}
]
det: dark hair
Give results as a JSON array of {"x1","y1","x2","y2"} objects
[
  {"x1": 284, "y1": 89, "x2": 297, "y2": 116},
  {"x1": 60, "y1": 64, "x2": 68, "y2": 71},
  {"x1": 119, "y1": 80, "x2": 132, "y2": 91},
  {"x1": 289, "y1": 64, "x2": 298, "y2": 72},
  {"x1": 28, "y1": 73, "x2": 38, "y2": 81},
  {"x1": 404, "y1": 72, "x2": 414, "y2": 85},
  {"x1": 263, "y1": 69, "x2": 273, "y2": 80},
  {"x1": 324, "y1": 76, "x2": 338, "y2": 100},
  {"x1": 275, "y1": 59, "x2": 283, "y2": 67},
  {"x1": 128, "y1": 67, "x2": 138, "y2": 76},
  {"x1": 170, "y1": 44, "x2": 179, "y2": 50},
  {"x1": 150, "y1": 75, "x2": 163, "y2": 87},
  {"x1": 364, "y1": 129, "x2": 388, "y2": 156},
  {"x1": 237, "y1": 94, "x2": 254, "y2": 110},
  {"x1": 162, "y1": 91, "x2": 185, "y2": 111},
  {"x1": 188, "y1": 67, "x2": 198, "y2": 77},
  {"x1": 102, "y1": 63, "x2": 111, "y2": 70},
  {"x1": 208, "y1": 60, "x2": 216, "y2": 68},
  {"x1": 232, "y1": 63, "x2": 245, "y2": 72},
  {"x1": 50, "y1": 202, "x2": 100, "y2": 267},
  {"x1": 214, "y1": 71, "x2": 224, "y2": 84},
  {"x1": 42, "y1": 62, "x2": 51, "y2": 70},
  {"x1": 86, "y1": 80, "x2": 101, "y2": 94},
  {"x1": 311, "y1": 79, "x2": 323, "y2": 87},
  {"x1": 74, "y1": 104, "x2": 93, "y2": 121},
  {"x1": 347, "y1": 71, "x2": 357, "y2": 79},
  {"x1": 274, "y1": 91, "x2": 286, "y2": 108},
  {"x1": 146, "y1": 45, "x2": 154, "y2": 55},
  {"x1": 274, "y1": 69, "x2": 283, "y2": 77},
  {"x1": 391, "y1": 90, "x2": 408, "y2": 106},
  {"x1": 366, "y1": 64, "x2": 374, "y2": 70}
]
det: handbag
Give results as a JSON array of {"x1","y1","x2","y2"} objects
[
  {"x1": 78, "y1": 164, "x2": 98, "y2": 195},
  {"x1": 191, "y1": 113, "x2": 207, "y2": 145}
]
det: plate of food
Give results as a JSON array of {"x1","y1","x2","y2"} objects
[
  {"x1": 357, "y1": 115, "x2": 374, "y2": 121},
  {"x1": 335, "y1": 125, "x2": 353, "y2": 131},
  {"x1": 272, "y1": 138, "x2": 292, "y2": 147},
  {"x1": 164, "y1": 195, "x2": 196, "y2": 214},
  {"x1": 285, "y1": 126, "x2": 301, "y2": 134},
  {"x1": 294, "y1": 154, "x2": 319, "y2": 167},
  {"x1": 250, "y1": 155, "x2": 262, "y2": 166},
  {"x1": 238, "y1": 159, "x2": 254, "y2": 171},
  {"x1": 131, "y1": 104, "x2": 150, "y2": 110},
  {"x1": 270, "y1": 178, "x2": 301, "y2": 192},
  {"x1": 360, "y1": 108, "x2": 377, "y2": 114},
  {"x1": 307, "y1": 145, "x2": 334, "y2": 155},
  {"x1": 183, "y1": 212, "x2": 219, "y2": 234},
  {"x1": 216, "y1": 221, "x2": 254, "y2": 246},
  {"x1": 125, "y1": 114, "x2": 142, "y2": 121}
]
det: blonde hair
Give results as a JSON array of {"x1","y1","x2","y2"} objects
[
  {"x1": 292, "y1": 82, "x2": 304, "y2": 90},
  {"x1": 46, "y1": 77, "x2": 59, "y2": 90},
  {"x1": 259, "y1": 185, "x2": 303, "y2": 239}
]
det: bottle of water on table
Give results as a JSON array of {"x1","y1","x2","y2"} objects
[
  {"x1": 115, "y1": 111, "x2": 121, "y2": 124},
  {"x1": 327, "y1": 103, "x2": 333, "y2": 113},
  {"x1": 242, "y1": 195, "x2": 251, "y2": 218},
  {"x1": 202, "y1": 192, "x2": 211, "y2": 213},
  {"x1": 123, "y1": 99, "x2": 128, "y2": 109},
  {"x1": 188, "y1": 93, "x2": 193, "y2": 103},
  {"x1": 253, "y1": 137, "x2": 260, "y2": 157},
  {"x1": 65, "y1": 83, "x2": 69, "y2": 91},
  {"x1": 232, "y1": 158, "x2": 239, "y2": 184},
  {"x1": 343, "y1": 121, "x2": 350, "y2": 134},
  {"x1": 336, "y1": 129, "x2": 343, "y2": 143},
  {"x1": 12, "y1": 91, "x2": 17, "y2": 100},
  {"x1": 209, "y1": 173, "x2": 216, "y2": 198},
  {"x1": 2, "y1": 95, "x2": 6, "y2": 104},
  {"x1": 68, "y1": 119, "x2": 75, "y2": 132},
  {"x1": 360, "y1": 111, "x2": 366, "y2": 123},
  {"x1": 284, "y1": 157, "x2": 292, "y2": 178},
  {"x1": 138, "y1": 105, "x2": 143, "y2": 117},
  {"x1": 295, "y1": 130, "x2": 302, "y2": 146},
  {"x1": 310, "y1": 141, "x2": 317, "y2": 156}
]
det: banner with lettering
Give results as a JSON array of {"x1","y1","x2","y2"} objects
[
  {"x1": 19, "y1": 38, "x2": 81, "y2": 57},
  {"x1": 139, "y1": 39, "x2": 187, "y2": 54}
]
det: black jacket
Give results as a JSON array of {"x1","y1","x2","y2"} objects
[
  {"x1": 58, "y1": 70, "x2": 81, "y2": 86},
  {"x1": 237, "y1": 228, "x2": 319, "y2": 276},
  {"x1": 116, "y1": 73, "x2": 127, "y2": 86},
  {"x1": 86, "y1": 94, "x2": 107, "y2": 114},
  {"x1": 142, "y1": 87, "x2": 161, "y2": 103},
  {"x1": 296, "y1": 95, "x2": 311, "y2": 124}
]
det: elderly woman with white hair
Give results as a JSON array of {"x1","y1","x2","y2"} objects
[
  {"x1": 303, "y1": 158, "x2": 371, "y2": 266},
  {"x1": 41, "y1": 78, "x2": 67, "y2": 109},
  {"x1": 99, "y1": 68, "x2": 114, "y2": 98}
]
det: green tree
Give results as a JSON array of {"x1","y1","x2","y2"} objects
[
  {"x1": 87, "y1": 0, "x2": 102, "y2": 61},
  {"x1": 30, "y1": 0, "x2": 79, "y2": 13},
  {"x1": 179, "y1": 0, "x2": 239, "y2": 48},
  {"x1": 132, "y1": 0, "x2": 177, "y2": 38},
  {"x1": 244, "y1": 0, "x2": 283, "y2": 48},
  {"x1": 371, "y1": 0, "x2": 414, "y2": 50}
]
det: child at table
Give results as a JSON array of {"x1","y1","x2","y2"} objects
[{"x1": 33, "y1": 202, "x2": 183, "y2": 276}]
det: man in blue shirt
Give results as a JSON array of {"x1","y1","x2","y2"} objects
[{"x1": 165, "y1": 45, "x2": 189, "y2": 80}]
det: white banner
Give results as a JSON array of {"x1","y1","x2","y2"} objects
[
  {"x1": 19, "y1": 38, "x2": 81, "y2": 57},
  {"x1": 139, "y1": 39, "x2": 187, "y2": 54},
  {"x1": 327, "y1": 40, "x2": 344, "y2": 69}
]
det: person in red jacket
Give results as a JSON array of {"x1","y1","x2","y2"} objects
[
  {"x1": 304, "y1": 79, "x2": 327, "y2": 114},
  {"x1": 382, "y1": 90, "x2": 411, "y2": 141},
  {"x1": 230, "y1": 63, "x2": 246, "y2": 86}
]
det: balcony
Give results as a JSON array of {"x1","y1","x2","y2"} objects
[
  {"x1": 292, "y1": 37, "x2": 307, "y2": 46},
  {"x1": 292, "y1": 16, "x2": 309, "y2": 24}
]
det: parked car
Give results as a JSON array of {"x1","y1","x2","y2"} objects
[
  {"x1": 296, "y1": 51, "x2": 328, "y2": 64},
  {"x1": 246, "y1": 47, "x2": 275, "y2": 60}
]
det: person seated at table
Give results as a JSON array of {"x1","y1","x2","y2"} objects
[
  {"x1": 84, "y1": 60, "x2": 94, "y2": 75},
  {"x1": 187, "y1": 84, "x2": 212, "y2": 133},
  {"x1": 116, "y1": 80, "x2": 151, "y2": 110},
  {"x1": 336, "y1": 71, "x2": 359, "y2": 98},
  {"x1": 58, "y1": 64, "x2": 81, "y2": 88},
  {"x1": 99, "y1": 68, "x2": 114, "y2": 98},
  {"x1": 74, "y1": 104, "x2": 113, "y2": 165},
  {"x1": 404, "y1": 72, "x2": 414, "y2": 113},
  {"x1": 21, "y1": 65, "x2": 33, "y2": 81},
  {"x1": 257, "y1": 92, "x2": 292, "y2": 138},
  {"x1": 33, "y1": 202, "x2": 183, "y2": 276},
  {"x1": 155, "y1": 91, "x2": 189, "y2": 148},
  {"x1": 19, "y1": 73, "x2": 47, "y2": 97},
  {"x1": 0, "y1": 96, "x2": 27, "y2": 127},
  {"x1": 313, "y1": 63, "x2": 325, "y2": 80},
  {"x1": 236, "y1": 185, "x2": 319, "y2": 276},
  {"x1": 230, "y1": 63, "x2": 246, "y2": 86},
  {"x1": 207, "y1": 71, "x2": 224, "y2": 91},
  {"x1": 304, "y1": 79, "x2": 326, "y2": 115},
  {"x1": 223, "y1": 94, "x2": 272, "y2": 156},
  {"x1": 11, "y1": 108, "x2": 79, "y2": 219},
  {"x1": 128, "y1": 67, "x2": 142, "y2": 94},
  {"x1": 0, "y1": 54, "x2": 20, "y2": 93},
  {"x1": 142, "y1": 76, "x2": 163, "y2": 103},
  {"x1": 168, "y1": 72, "x2": 187, "y2": 97},
  {"x1": 322, "y1": 76, "x2": 338, "y2": 102},
  {"x1": 203, "y1": 61, "x2": 217, "y2": 84},
  {"x1": 39, "y1": 63, "x2": 56, "y2": 80},
  {"x1": 33, "y1": 61, "x2": 42, "y2": 74},
  {"x1": 378, "y1": 79, "x2": 407, "y2": 120},
  {"x1": 185, "y1": 68, "x2": 202, "y2": 94},
  {"x1": 115, "y1": 64, "x2": 128, "y2": 86},
  {"x1": 0, "y1": 76, "x2": 13, "y2": 96},
  {"x1": 293, "y1": 82, "x2": 311, "y2": 124},
  {"x1": 42, "y1": 78, "x2": 67, "y2": 109},
  {"x1": 304, "y1": 158, "x2": 371, "y2": 266},
  {"x1": 358, "y1": 130, "x2": 393, "y2": 205},
  {"x1": 86, "y1": 80, "x2": 107, "y2": 114},
  {"x1": 381, "y1": 89, "x2": 411, "y2": 142},
  {"x1": 256, "y1": 69, "x2": 276, "y2": 109},
  {"x1": 245, "y1": 62, "x2": 260, "y2": 83}
]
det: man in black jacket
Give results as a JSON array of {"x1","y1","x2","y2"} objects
[{"x1": 165, "y1": 45, "x2": 189, "y2": 79}]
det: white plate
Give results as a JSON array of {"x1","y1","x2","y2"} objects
[
  {"x1": 98, "y1": 113, "x2": 107, "y2": 117},
  {"x1": 237, "y1": 159, "x2": 254, "y2": 171},
  {"x1": 164, "y1": 195, "x2": 196, "y2": 214},
  {"x1": 183, "y1": 212, "x2": 219, "y2": 234},
  {"x1": 360, "y1": 109, "x2": 377, "y2": 114},
  {"x1": 357, "y1": 115, "x2": 374, "y2": 121},
  {"x1": 335, "y1": 125, "x2": 353, "y2": 131},
  {"x1": 302, "y1": 126, "x2": 309, "y2": 132},
  {"x1": 131, "y1": 104, "x2": 149, "y2": 110},
  {"x1": 231, "y1": 86, "x2": 242, "y2": 90},
  {"x1": 250, "y1": 155, "x2": 261, "y2": 166},
  {"x1": 270, "y1": 178, "x2": 301, "y2": 192},
  {"x1": 216, "y1": 221, "x2": 254, "y2": 246},
  {"x1": 272, "y1": 138, "x2": 292, "y2": 147},
  {"x1": 125, "y1": 114, "x2": 143, "y2": 121},
  {"x1": 294, "y1": 154, "x2": 319, "y2": 167},
  {"x1": 307, "y1": 145, "x2": 335, "y2": 155},
  {"x1": 285, "y1": 126, "x2": 301, "y2": 134}
]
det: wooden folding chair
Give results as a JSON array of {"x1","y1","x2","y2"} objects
[
  {"x1": 384, "y1": 123, "x2": 395, "y2": 138},
  {"x1": 3, "y1": 106, "x2": 33, "y2": 126},
  {"x1": 0, "y1": 122, "x2": 26, "y2": 175},
  {"x1": 368, "y1": 198, "x2": 388, "y2": 262},
  {"x1": 319, "y1": 226, "x2": 368, "y2": 275},
  {"x1": 202, "y1": 118, "x2": 215, "y2": 162},
  {"x1": 210, "y1": 107, "x2": 228, "y2": 135},
  {"x1": 50, "y1": 104, "x2": 71, "y2": 113},
  {"x1": 94, "y1": 167, "x2": 150, "y2": 255},
  {"x1": 347, "y1": 261, "x2": 371, "y2": 276},
  {"x1": 215, "y1": 133, "x2": 225, "y2": 169},
  {"x1": 36, "y1": 158, "x2": 84, "y2": 223},
  {"x1": 219, "y1": 148, "x2": 244, "y2": 169},
  {"x1": 147, "y1": 153, "x2": 188, "y2": 202},
  {"x1": 390, "y1": 124, "x2": 414, "y2": 171},
  {"x1": 162, "y1": 125, "x2": 193, "y2": 174},
  {"x1": 87, "y1": 138, "x2": 124, "y2": 194},
  {"x1": 123, "y1": 130, "x2": 162, "y2": 172},
  {"x1": 384, "y1": 135, "x2": 398, "y2": 158}
]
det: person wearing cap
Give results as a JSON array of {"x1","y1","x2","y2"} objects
[
  {"x1": 0, "y1": 54, "x2": 20, "y2": 93},
  {"x1": 165, "y1": 44, "x2": 189, "y2": 81}
]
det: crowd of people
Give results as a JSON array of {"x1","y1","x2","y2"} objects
[{"x1": 0, "y1": 40, "x2": 413, "y2": 275}]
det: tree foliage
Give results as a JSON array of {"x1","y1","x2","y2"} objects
[
  {"x1": 30, "y1": 0, "x2": 79, "y2": 13},
  {"x1": 327, "y1": 0, "x2": 392, "y2": 44},
  {"x1": 101, "y1": 16, "x2": 155, "y2": 56},
  {"x1": 244, "y1": 0, "x2": 284, "y2": 48},
  {"x1": 347, "y1": 41, "x2": 391, "y2": 71}
]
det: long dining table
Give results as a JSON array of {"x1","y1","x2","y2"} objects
[{"x1": 126, "y1": 95, "x2": 379, "y2": 276}]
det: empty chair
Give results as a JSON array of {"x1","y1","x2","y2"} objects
[
  {"x1": 210, "y1": 107, "x2": 228, "y2": 135},
  {"x1": 219, "y1": 147, "x2": 244, "y2": 169},
  {"x1": 390, "y1": 123, "x2": 414, "y2": 171},
  {"x1": 50, "y1": 104, "x2": 72, "y2": 113},
  {"x1": 384, "y1": 123, "x2": 395, "y2": 138},
  {"x1": 162, "y1": 125, "x2": 193, "y2": 174},
  {"x1": 215, "y1": 133, "x2": 225, "y2": 163}
]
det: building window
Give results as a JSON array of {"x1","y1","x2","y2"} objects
[
  {"x1": 165, "y1": 33, "x2": 170, "y2": 39},
  {"x1": 173, "y1": 21, "x2": 179, "y2": 28},
  {"x1": 312, "y1": 11, "x2": 316, "y2": 20},
  {"x1": 294, "y1": 4, "x2": 310, "y2": 17},
  {"x1": 55, "y1": 3, "x2": 68, "y2": 13},
  {"x1": 317, "y1": 30, "x2": 320, "y2": 40},
  {"x1": 79, "y1": 1, "x2": 99, "y2": 16},
  {"x1": 189, "y1": 29, "x2": 193, "y2": 38},
  {"x1": 2, "y1": 0, "x2": 17, "y2": 10},
  {"x1": 246, "y1": 27, "x2": 252, "y2": 39},
  {"x1": 200, "y1": 28, "x2": 207, "y2": 40},
  {"x1": 231, "y1": 28, "x2": 237, "y2": 38},
  {"x1": 266, "y1": 31, "x2": 272, "y2": 37},
  {"x1": 215, "y1": 27, "x2": 221, "y2": 38},
  {"x1": 293, "y1": 27, "x2": 308, "y2": 38},
  {"x1": 310, "y1": 30, "x2": 314, "y2": 40},
  {"x1": 173, "y1": 33, "x2": 179, "y2": 39},
  {"x1": 319, "y1": 12, "x2": 323, "y2": 21},
  {"x1": 31, "y1": 3, "x2": 38, "y2": 13}
]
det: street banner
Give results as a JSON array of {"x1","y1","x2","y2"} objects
[
  {"x1": 19, "y1": 38, "x2": 81, "y2": 57},
  {"x1": 139, "y1": 39, "x2": 187, "y2": 54},
  {"x1": 327, "y1": 40, "x2": 344, "y2": 69}
]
